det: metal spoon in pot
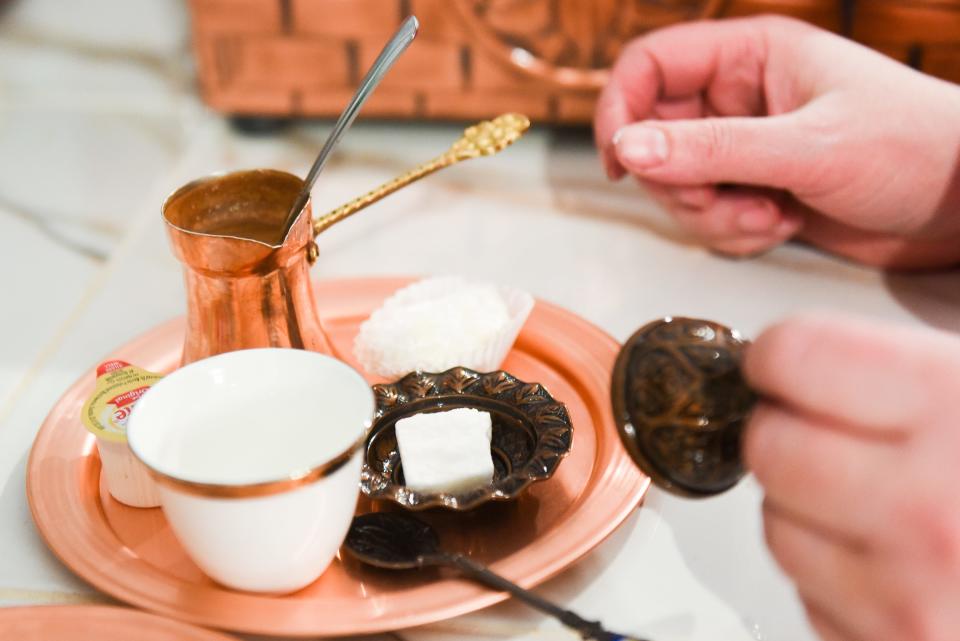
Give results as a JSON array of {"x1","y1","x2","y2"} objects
[
  {"x1": 345, "y1": 512, "x2": 647, "y2": 641},
  {"x1": 280, "y1": 15, "x2": 420, "y2": 239}
]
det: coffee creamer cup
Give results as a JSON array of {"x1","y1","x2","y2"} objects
[{"x1": 82, "y1": 360, "x2": 162, "y2": 508}]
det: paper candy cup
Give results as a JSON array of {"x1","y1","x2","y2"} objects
[{"x1": 354, "y1": 278, "x2": 534, "y2": 379}]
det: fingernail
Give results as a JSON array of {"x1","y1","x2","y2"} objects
[
  {"x1": 615, "y1": 125, "x2": 669, "y2": 170},
  {"x1": 738, "y1": 207, "x2": 778, "y2": 233}
]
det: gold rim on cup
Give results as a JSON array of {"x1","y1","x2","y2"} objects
[{"x1": 136, "y1": 433, "x2": 367, "y2": 499}]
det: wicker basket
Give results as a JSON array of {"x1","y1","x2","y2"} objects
[{"x1": 188, "y1": 0, "x2": 960, "y2": 125}]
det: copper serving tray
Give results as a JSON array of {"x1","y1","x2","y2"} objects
[{"x1": 27, "y1": 277, "x2": 650, "y2": 637}]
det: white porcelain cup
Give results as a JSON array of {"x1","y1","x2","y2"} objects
[{"x1": 127, "y1": 348, "x2": 373, "y2": 594}]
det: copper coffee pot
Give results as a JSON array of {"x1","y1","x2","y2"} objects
[
  {"x1": 162, "y1": 114, "x2": 530, "y2": 365},
  {"x1": 162, "y1": 169, "x2": 333, "y2": 364}
]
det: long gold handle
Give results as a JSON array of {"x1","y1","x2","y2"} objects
[
  {"x1": 311, "y1": 113, "x2": 530, "y2": 238},
  {"x1": 313, "y1": 154, "x2": 454, "y2": 236}
]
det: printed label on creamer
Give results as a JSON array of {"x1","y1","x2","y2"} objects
[{"x1": 81, "y1": 360, "x2": 163, "y2": 443}]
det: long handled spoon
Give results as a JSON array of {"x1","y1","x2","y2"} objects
[
  {"x1": 280, "y1": 15, "x2": 420, "y2": 239},
  {"x1": 312, "y1": 113, "x2": 530, "y2": 236},
  {"x1": 345, "y1": 512, "x2": 647, "y2": 641}
]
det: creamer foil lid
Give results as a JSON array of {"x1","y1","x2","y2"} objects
[{"x1": 81, "y1": 360, "x2": 163, "y2": 443}]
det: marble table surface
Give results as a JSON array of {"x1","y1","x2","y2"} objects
[{"x1": 3, "y1": 2, "x2": 960, "y2": 640}]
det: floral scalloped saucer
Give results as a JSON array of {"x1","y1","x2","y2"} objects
[{"x1": 362, "y1": 366, "x2": 573, "y2": 510}]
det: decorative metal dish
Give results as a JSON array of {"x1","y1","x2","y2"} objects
[{"x1": 361, "y1": 367, "x2": 572, "y2": 510}]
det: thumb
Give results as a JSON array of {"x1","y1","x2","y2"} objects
[{"x1": 613, "y1": 114, "x2": 817, "y2": 189}]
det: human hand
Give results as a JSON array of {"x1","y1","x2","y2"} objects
[
  {"x1": 595, "y1": 16, "x2": 960, "y2": 269},
  {"x1": 743, "y1": 313, "x2": 960, "y2": 640}
]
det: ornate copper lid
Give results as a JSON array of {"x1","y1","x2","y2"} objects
[{"x1": 611, "y1": 317, "x2": 756, "y2": 498}]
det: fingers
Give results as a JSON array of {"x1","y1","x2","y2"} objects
[
  {"x1": 594, "y1": 16, "x2": 811, "y2": 177},
  {"x1": 652, "y1": 95, "x2": 705, "y2": 121},
  {"x1": 798, "y1": 215, "x2": 960, "y2": 270},
  {"x1": 596, "y1": 79, "x2": 631, "y2": 179},
  {"x1": 765, "y1": 504, "x2": 960, "y2": 641},
  {"x1": 672, "y1": 186, "x2": 716, "y2": 209},
  {"x1": 612, "y1": 114, "x2": 823, "y2": 189},
  {"x1": 597, "y1": 93, "x2": 709, "y2": 180},
  {"x1": 744, "y1": 313, "x2": 960, "y2": 433},
  {"x1": 773, "y1": 489, "x2": 960, "y2": 641},
  {"x1": 637, "y1": 176, "x2": 716, "y2": 209},
  {"x1": 765, "y1": 505, "x2": 886, "y2": 640},
  {"x1": 646, "y1": 186, "x2": 802, "y2": 256},
  {"x1": 748, "y1": 315, "x2": 960, "y2": 641},
  {"x1": 745, "y1": 403, "x2": 898, "y2": 543},
  {"x1": 802, "y1": 599, "x2": 857, "y2": 641},
  {"x1": 611, "y1": 18, "x2": 769, "y2": 104},
  {"x1": 607, "y1": 95, "x2": 707, "y2": 182}
]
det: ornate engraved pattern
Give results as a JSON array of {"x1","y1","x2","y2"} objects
[
  {"x1": 361, "y1": 367, "x2": 573, "y2": 510},
  {"x1": 612, "y1": 317, "x2": 755, "y2": 497},
  {"x1": 456, "y1": 0, "x2": 725, "y2": 87}
]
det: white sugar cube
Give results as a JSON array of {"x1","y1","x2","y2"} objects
[{"x1": 395, "y1": 407, "x2": 494, "y2": 494}]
